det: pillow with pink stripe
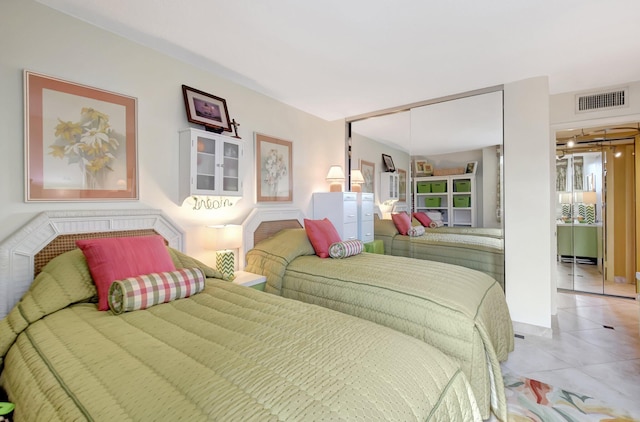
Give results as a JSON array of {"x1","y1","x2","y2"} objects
[
  {"x1": 328, "y1": 239, "x2": 364, "y2": 259},
  {"x1": 108, "y1": 268, "x2": 205, "y2": 314}
]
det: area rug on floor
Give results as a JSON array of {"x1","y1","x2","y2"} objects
[{"x1": 494, "y1": 371, "x2": 640, "y2": 421}]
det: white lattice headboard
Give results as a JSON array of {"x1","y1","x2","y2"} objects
[
  {"x1": 0, "y1": 209, "x2": 184, "y2": 320},
  {"x1": 239, "y1": 207, "x2": 306, "y2": 268}
]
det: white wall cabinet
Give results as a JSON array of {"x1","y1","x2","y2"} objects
[
  {"x1": 413, "y1": 175, "x2": 476, "y2": 226},
  {"x1": 380, "y1": 172, "x2": 399, "y2": 203},
  {"x1": 178, "y1": 128, "x2": 243, "y2": 203},
  {"x1": 312, "y1": 192, "x2": 358, "y2": 241}
]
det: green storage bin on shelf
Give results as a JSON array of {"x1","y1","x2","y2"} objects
[
  {"x1": 431, "y1": 181, "x2": 447, "y2": 193},
  {"x1": 453, "y1": 196, "x2": 470, "y2": 207},
  {"x1": 417, "y1": 181, "x2": 431, "y2": 193},
  {"x1": 424, "y1": 197, "x2": 442, "y2": 207},
  {"x1": 454, "y1": 180, "x2": 471, "y2": 192}
]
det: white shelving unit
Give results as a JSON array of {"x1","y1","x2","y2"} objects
[{"x1": 413, "y1": 174, "x2": 476, "y2": 226}]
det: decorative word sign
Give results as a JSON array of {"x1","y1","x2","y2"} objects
[{"x1": 191, "y1": 196, "x2": 235, "y2": 210}]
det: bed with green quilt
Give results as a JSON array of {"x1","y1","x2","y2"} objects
[
  {"x1": 422, "y1": 226, "x2": 503, "y2": 238},
  {"x1": 245, "y1": 228, "x2": 514, "y2": 421},
  {"x1": 0, "y1": 247, "x2": 482, "y2": 421},
  {"x1": 374, "y1": 219, "x2": 505, "y2": 289}
]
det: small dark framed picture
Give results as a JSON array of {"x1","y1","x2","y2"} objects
[
  {"x1": 465, "y1": 161, "x2": 478, "y2": 175},
  {"x1": 182, "y1": 85, "x2": 232, "y2": 132},
  {"x1": 382, "y1": 154, "x2": 396, "y2": 172}
]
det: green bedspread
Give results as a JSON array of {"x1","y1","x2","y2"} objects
[
  {"x1": 245, "y1": 228, "x2": 514, "y2": 421},
  {"x1": 0, "y1": 248, "x2": 481, "y2": 421},
  {"x1": 375, "y1": 219, "x2": 505, "y2": 289},
  {"x1": 423, "y1": 226, "x2": 503, "y2": 238}
]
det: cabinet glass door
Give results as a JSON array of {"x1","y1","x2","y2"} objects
[
  {"x1": 222, "y1": 141, "x2": 240, "y2": 193},
  {"x1": 196, "y1": 136, "x2": 216, "y2": 191}
]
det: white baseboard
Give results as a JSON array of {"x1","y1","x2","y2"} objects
[{"x1": 513, "y1": 320, "x2": 553, "y2": 339}]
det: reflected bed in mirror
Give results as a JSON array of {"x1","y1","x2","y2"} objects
[{"x1": 347, "y1": 87, "x2": 505, "y2": 288}]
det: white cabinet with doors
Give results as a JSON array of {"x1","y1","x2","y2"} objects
[
  {"x1": 380, "y1": 172, "x2": 399, "y2": 203},
  {"x1": 178, "y1": 128, "x2": 243, "y2": 203}
]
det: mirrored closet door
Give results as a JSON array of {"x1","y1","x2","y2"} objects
[{"x1": 556, "y1": 127, "x2": 637, "y2": 298}]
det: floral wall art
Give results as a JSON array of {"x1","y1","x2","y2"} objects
[
  {"x1": 255, "y1": 133, "x2": 292, "y2": 202},
  {"x1": 25, "y1": 71, "x2": 137, "y2": 201},
  {"x1": 360, "y1": 159, "x2": 375, "y2": 194}
]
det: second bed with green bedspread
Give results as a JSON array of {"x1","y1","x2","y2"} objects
[{"x1": 246, "y1": 228, "x2": 514, "y2": 421}]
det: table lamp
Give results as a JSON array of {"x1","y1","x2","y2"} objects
[
  {"x1": 582, "y1": 191, "x2": 597, "y2": 224},
  {"x1": 350, "y1": 169, "x2": 365, "y2": 192},
  {"x1": 207, "y1": 224, "x2": 242, "y2": 280},
  {"x1": 326, "y1": 165, "x2": 345, "y2": 192}
]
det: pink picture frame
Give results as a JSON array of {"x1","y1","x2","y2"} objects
[
  {"x1": 24, "y1": 71, "x2": 138, "y2": 201},
  {"x1": 255, "y1": 133, "x2": 293, "y2": 202}
]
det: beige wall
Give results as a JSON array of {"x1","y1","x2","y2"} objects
[
  {"x1": 504, "y1": 77, "x2": 553, "y2": 334},
  {"x1": 0, "y1": 0, "x2": 343, "y2": 265}
]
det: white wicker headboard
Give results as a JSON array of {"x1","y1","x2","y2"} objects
[
  {"x1": 239, "y1": 206, "x2": 306, "y2": 269},
  {"x1": 0, "y1": 209, "x2": 184, "y2": 320}
]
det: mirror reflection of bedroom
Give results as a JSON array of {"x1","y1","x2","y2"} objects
[
  {"x1": 347, "y1": 88, "x2": 505, "y2": 289},
  {"x1": 555, "y1": 124, "x2": 638, "y2": 298}
]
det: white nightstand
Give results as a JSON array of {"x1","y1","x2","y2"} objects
[{"x1": 232, "y1": 270, "x2": 267, "y2": 291}]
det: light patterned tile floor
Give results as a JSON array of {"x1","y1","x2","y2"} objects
[{"x1": 503, "y1": 291, "x2": 640, "y2": 417}]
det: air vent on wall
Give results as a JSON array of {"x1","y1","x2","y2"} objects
[{"x1": 575, "y1": 87, "x2": 628, "y2": 113}]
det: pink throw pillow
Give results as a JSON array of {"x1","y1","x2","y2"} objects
[
  {"x1": 412, "y1": 212, "x2": 433, "y2": 227},
  {"x1": 304, "y1": 218, "x2": 342, "y2": 258},
  {"x1": 391, "y1": 213, "x2": 412, "y2": 235},
  {"x1": 76, "y1": 235, "x2": 176, "y2": 311}
]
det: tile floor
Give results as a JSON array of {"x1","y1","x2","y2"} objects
[
  {"x1": 556, "y1": 261, "x2": 637, "y2": 298},
  {"x1": 503, "y1": 291, "x2": 640, "y2": 417}
]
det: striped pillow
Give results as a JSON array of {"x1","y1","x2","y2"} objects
[
  {"x1": 408, "y1": 225, "x2": 426, "y2": 237},
  {"x1": 329, "y1": 240, "x2": 364, "y2": 259},
  {"x1": 108, "y1": 268, "x2": 205, "y2": 314}
]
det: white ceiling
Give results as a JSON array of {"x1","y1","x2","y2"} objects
[
  {"x1": 36, "y1": 0, "x2": 640, "y2": 124},
  {"x1": 35, "y1": 0, "x2": 640, "y2": 157}
]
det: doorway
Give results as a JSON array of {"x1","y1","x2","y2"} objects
[{"x1": 555, "y1": 125, "x2": 638, "y2": 299}]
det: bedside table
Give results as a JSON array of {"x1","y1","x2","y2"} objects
[{"x1": 232, "y1": 271, "x2": 267, "y2": 291}]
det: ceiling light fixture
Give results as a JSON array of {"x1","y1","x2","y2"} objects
[
  {"x1": 613, "y1": 147, "x2": 622, "y2": 158},
  {"x1": 566, "y1": 136, "x2": 576, "y2": 148}
]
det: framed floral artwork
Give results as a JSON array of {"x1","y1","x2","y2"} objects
[
  {"x1": 255, "y1": 133, "x2": 292, "y2": 202},
  {"x1": 414, "y1": 160, "x2": 432, "y2": 177},
  {"x1": 360, "y1": 159, "x2": 375, "y2": 194},
  {"x1": 24, "y1": 71, "x2": 138, "y2": 201},
  {"x1": 398, "y1": 168, "x2": 407, "y2": 202}
]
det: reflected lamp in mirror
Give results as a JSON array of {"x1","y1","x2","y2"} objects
[
  {"x1": 558, "y1": 193, "x2": 572, "y2": 221},
  {"x1": 582, "y1": 191, "x2": 597, "y2": 223},
  {"x1": 350, "y1": 169, "x2": 365, "y2": 192},
  {"x1": 207, "y1": 224, "x2": 242, "y2": 280},
  {"x1": 326, "y1": 165, "x2": 345, "y2": 192}
]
